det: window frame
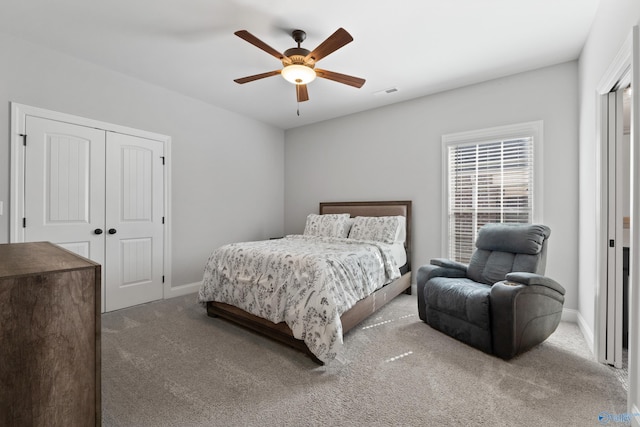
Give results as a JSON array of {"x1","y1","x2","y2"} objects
[{"x1": 441, "y1": 121, "x2": 544, "y2": 259}]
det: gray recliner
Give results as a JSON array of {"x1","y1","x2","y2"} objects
[{"x1": 417, "y1": 223, "x2": 565, "y2": 359}]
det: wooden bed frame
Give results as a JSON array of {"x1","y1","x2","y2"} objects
[{"x1": 206, "y1": 200, "x2": 412, "y2": 364}]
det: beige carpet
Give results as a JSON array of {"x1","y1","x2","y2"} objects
[{"x1": 102, "y1": 293, "x2": 626, "y2": 426}]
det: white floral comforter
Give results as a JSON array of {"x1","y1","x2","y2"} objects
[{"x1": 198, "y1": 235, "x2": 400, "y2": 362}]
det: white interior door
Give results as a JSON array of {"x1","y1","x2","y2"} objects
[
  {"x1": 605, "y1": 89, "x2": 625, "y2": 368},
  {"x1": 104, "y1": 132, "x2": 164, "y2": 311},
  {"x1": 24, "y1": 115, "x2": 106, "y2": 265}
]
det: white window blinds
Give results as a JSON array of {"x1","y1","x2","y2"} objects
[{"x1": 447, "y1": 137, "x2": 534, "y2": 263}]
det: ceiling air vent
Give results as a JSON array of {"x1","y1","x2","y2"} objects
[{"x1": 374, "y1": 87, "x2": 399, "y2": 96}]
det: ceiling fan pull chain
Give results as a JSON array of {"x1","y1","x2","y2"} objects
[{"x1": 297, "y1": 102, "x2": 300, "y2": 116}]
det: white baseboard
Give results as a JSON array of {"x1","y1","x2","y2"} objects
[
  {"x1": 561, "y1": 307, "x2": 578, "y2": 322},
  {"x1": 575, "y1": 310, "x2": 595, "y2": 354},
  {"x1": 165, "y1": 281, "x2": 200, "y2": 299},
  {"x1": 561, "y1": 308, "x2": 595, "y2": 355}
]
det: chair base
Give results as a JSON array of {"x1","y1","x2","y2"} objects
[{"x1": 426, "y1": 308, "x2": 492, "y2": 355}]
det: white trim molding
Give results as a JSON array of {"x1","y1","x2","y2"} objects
[
  {"x1": 167, "y1": 282, "x2": 201, "y2": 299},
  {"x1": 576, "y1": 309, "x2": 595, "y2": 356},
  {"x1": 561, "y1": 308, "x2": 579, "y2": 323},
  {"x1": 560, "y1": 308, "x2": 595, "y2": 357}
]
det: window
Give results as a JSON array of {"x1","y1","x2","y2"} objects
[{"x1": 442, "y1": 122, "x2": 543, "y2": 263}]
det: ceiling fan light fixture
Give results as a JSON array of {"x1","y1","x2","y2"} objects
[{"x1": 281, "y1": 64, "x2": 316, "y2": 85}]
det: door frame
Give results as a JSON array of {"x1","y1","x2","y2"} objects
[
  {"x1": 595, "y1": 30, "x2": 631, "y2": 365},
  {"x1": 630, "y1": 25, "x2": 640, "y2": 424},
  {"x1": 10, "y1": 103, "x2": 173, "y2": 310},
  {"x1": 595, "y1": 27, "x2": 640, "y2": 420}
]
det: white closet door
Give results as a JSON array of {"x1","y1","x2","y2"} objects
[
  {"x1": 104, "y1": 132, "x2": 164, "y2": 311},
  {"x1": 24, "y1": 116, "x2": 106, "y2": 264},
  {"x1": 605, "y1": 90, "x2": 625, "y2": 368}
]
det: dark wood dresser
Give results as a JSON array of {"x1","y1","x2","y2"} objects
[{"x1": 0, "y1": 242, "x2": 101, "y2": 426}]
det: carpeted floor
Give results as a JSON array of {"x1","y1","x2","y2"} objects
[
  {"x1": 101, "y1": 294, "x2": 627, "y2": 426},
  {"x1": 609, "y1": 348, "x2": 629, "y2": 392}
]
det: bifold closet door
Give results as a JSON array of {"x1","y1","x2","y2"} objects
[
  {"x1": 24, "y1": 116, "x2": 106, "y2": 268},
  {"x1": 104, "y1": 132, "x2": 164, "y2": 311}
]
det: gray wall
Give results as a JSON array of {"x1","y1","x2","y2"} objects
[
  {"x1": 284, "y1": 61, "x2": 579, "y2": 311},
  {"x1": 0, "y1": 33, "x2": 285, "y2": 288}
]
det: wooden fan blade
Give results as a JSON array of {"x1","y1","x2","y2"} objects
[
  {"x1": 234, "y1": 30, "x2": 289, "y2": 62},
  {"x1": 296, "y1": 84, "x2": 309, "y2": 102},
  {"x1": 315, "y1": 69, "x2": 365, "y2": 88},
  {"x1": 304, "y1": 28, "x2": 353, "y2": 63},
  {"x1": 234, "y1": 70, "x2": 281, "y2": 84}
]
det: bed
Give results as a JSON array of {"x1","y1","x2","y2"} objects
[{"x1": 198, "y1": 200, "x2": 412, "y2": 364}]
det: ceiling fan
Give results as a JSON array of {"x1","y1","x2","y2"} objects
[{"x1": 233, "y1": 28, "x2": 366, "y2": 104}]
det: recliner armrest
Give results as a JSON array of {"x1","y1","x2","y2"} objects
[
  {"x1": 416, "y1": 261, "x2": 468, "y2": 322},
  {"x1": 505, "y1": 272, "x2": 565, "y2": 295},
  {"x1": 417, "y1": 263, "x2": 468, "y2": 286}
]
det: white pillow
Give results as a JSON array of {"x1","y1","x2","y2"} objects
[
  {"x1": 303, "y1": 214, "x2": 352, "y2": 238},
  {"x1": 348, "y1": 216, "x2": 406, "y2": 244}
]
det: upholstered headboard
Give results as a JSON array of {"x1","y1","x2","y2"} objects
[{"x1": 319, "y1": 200, "x2": 412, "y2": 271}]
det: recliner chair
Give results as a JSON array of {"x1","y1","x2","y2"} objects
[{"x1": 417, "y1": 223, "x2": 565, "y2": 359}]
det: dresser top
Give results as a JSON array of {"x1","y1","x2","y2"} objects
[{"x1": 0, "y1": 242, "x2": 100, "y2": 278}]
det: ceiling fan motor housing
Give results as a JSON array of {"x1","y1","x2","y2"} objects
[
  {"x1": 283, "y1": 47, "x2": 314, "y2": 68},
  {"x1": 284, "y1": 30, "x2": 317, "y2": 67}
]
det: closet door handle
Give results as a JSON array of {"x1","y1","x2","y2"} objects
[
  {"x1": 94, "y1": 228, "x2": 103, "y2": 235},
  {"x1": 108, "y1": 228, "x2": 117, "y2": 235}
]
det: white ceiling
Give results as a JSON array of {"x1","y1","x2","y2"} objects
[{"x1": 1, "y1": 0, "x2": 600, "y2": 130}]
